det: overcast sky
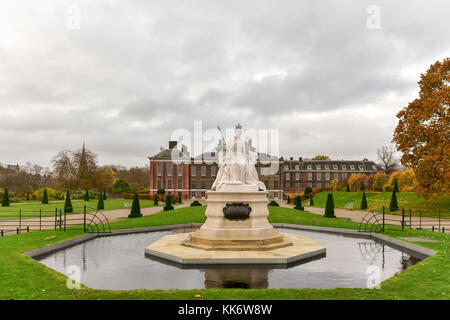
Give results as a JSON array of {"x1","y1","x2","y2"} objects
[{"x1": 0, "y1": 0, "x2": 449, "y2": 168}]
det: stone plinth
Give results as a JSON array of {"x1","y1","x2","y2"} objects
[{"x1": 145, "y1": 232, "x2": 325, "y2": 265}]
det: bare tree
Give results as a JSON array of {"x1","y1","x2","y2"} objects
[{"x1": 376, "y1": 145, "x2": 400, "y2": 174}]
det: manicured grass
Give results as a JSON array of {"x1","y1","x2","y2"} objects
[
  {"x1": 309, "y1": 192, "x2": 450, "y2": 217},
  {"x1": 0, "y1": 205, "x2": 448, "y2": 300},
  {"x1": 0, "y1": 198, "x2": 158, "y2": 218}
]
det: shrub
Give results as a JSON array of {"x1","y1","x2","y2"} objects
[
  {"x1": 304, "y1": 187, "x2": 313, "y2": 195},
  {"x1": 294, "y1": 195, "x2": 304, "y2": 211},
  {"x1": 103, "y1": 190, "x2": 107, "y2": 200},
  {"x1": 97, "y1": 195, "x2": 104, "y2": 210},
  {"x1": 393, "y1": 178, "x2": 399, "y2": 193},
  {"x1": 157, "y1": 188, "x2": 165, "y2": 195},
  {"x1": 153, "y1": 193, "x2": 159, "y2": 206},
  {"x1": 64, "y1": 190, "x2": 73, "y2": 213},
  {"x1": 360, "y1": 191, "x2": 368, "y2": 210},
  {"x1": 84, "y1": 190, "x2": 90, "y2": 202},
  {"x1": 268, "y1": 200, "x2": 279, "y2": 207},
  {"x1": 164, "y1": 194, "x2": 174, "y2": 211},
  {"x1": 324, "y1": 193, "x2": 336, "y2": 218},
  {"x1": 1, "y1": 189, "x2": 10, "y2": 207},
  {"x1": 389, "y1": 191, "x2": 399, "y2": 211},
  {"x1": 309, "y1": 196, "x2": 314, "y2": 206},
  {"x1": 112, "y1": 178, "x2": 131, "y2": 194},
  {"x1": 190, "y1": 200, "x2": 202, "y2": 207},
  {"x1": 373, "y1": 173, "x2": 389, "y2": 191},
  {"x1": 128, "y1": 193, "x2": 142, "y2": 218},
  {"x1": 346, "y1": 183, "x2": 350, "y2": 192},
  {"x1": 178, "y1": 192, "x2": 182, "y2": 204},
  {"x1": 42, "y1": 189, "x2": 49, "y2": 204}
]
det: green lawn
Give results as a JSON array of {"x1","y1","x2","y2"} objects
[
  {"x1": 308, "y1": 192, "x2": 450, "y2": 217},
  {"x1": 0, "y1": 198, "x2": 158, "y2": 218},
  {"x1": 0, "y1": 205, "x2": 448, "y2": 300}
]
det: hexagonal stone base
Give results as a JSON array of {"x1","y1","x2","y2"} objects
[{"x1": 145, "y1": 232, "x2": 326, "y2": 265}]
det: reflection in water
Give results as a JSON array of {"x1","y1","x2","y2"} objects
[
  {"x1": 203, "y1": 269, "x2": 269, "y2": 289},
  {"x1": 36, "y1": 228, "x2": 422, "y2": 290}
]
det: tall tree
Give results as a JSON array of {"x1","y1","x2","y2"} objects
[
  {"x1": 393, "y1": 58, "x2": 449, "y2": 196},
  {"x1": 376, "y1": 145, "x2": 400, "y2": 174},
  {"x1": 312, "y1": 155, "x2": 331, "y2": 160}
]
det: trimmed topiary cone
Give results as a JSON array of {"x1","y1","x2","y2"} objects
[
  {"x1": 64, "y1": 190, "x2": 73, "y2": 213},
  {"x1": 287, "y1": 195, "x2": 290, "y2": 204},
  {"x1": 361, "y1": 191, "x2": 368, "y2": 209},
  {"x1": 84, "y1": 190, "x2": 90, "y2": 202},
  {"x1": 294, "y1": 195, "x2": 304, "y2": 211},
  {"x1": 2, "y1": 189, "x2": 10, "y2": 207},
  {"x1": 42, "y1": 188, "x2": 49, "y2": 204},
  {"x1": 153, "y1": 194, "x2": 158, "y2": 206},
  {"x1": 346, "y1": 183, "x2": 350, "y2": 192},
  {"x1": 97, "y1": 195, "x2": 104, "y2": 210},
  {"x1": 178, "y1": 192, "x2": 182, "y2": 204},
  {"x1": 268, "y1": 200, "x2": 279, "y2": 207},
  {"x1": 103, "y1": 190, "x2": 107, "y2": 200},
  {"x1": 128, "y1": 193, "x2": 142, "y2": 218},
  {"x1": 164, "y1": 194, "x2": 174, "y2": 211},
  {"x1": 324, "y1": 193, "x2": 336, "y2": 218},
  {"x1": 310, "y1": 196, "x2": 314, "y2": 206},
  {"x1": 393, "y1": 179, "x2": 399, "y2": 193},
  {"x1": 389, "y1": 191, "x2": 398, "y2": 212}
]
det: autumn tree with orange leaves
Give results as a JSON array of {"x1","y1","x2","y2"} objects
[{"x1": 393, "y1": 58, "x2": 449, "y2": 196}]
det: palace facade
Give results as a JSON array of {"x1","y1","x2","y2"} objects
[{"x1": 149, "y1": 141, "x2": 380, "y2": 199}]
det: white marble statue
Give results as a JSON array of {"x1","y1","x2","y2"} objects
[{"x1": 211, "y1": 123, "x2": 266, "y2": 191}]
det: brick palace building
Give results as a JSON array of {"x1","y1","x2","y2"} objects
[{"x1": 149, "y1": 141, "x2": 380, "y2": 199}]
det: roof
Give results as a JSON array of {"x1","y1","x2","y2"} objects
[{"x1": 283, "y1": 159, "x2": 381, "y2": 172}]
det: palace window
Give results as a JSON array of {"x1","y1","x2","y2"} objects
[
  {"x1": 295, "y1": 172, "x2": 300, "y2": 180},
  {"x1": 342, "y1": 165, "x2": 347, "y2": 170},
  {"x1": 317, "y1": 173, "x2": 321, "y2": 180},
  {"x1": 285, "y1": 172, "x2": 290, "y2": 180},
  {"x1": 157, "y1": 180, "x2": 161, "y2": 189},
  {"x1": 201, "y1": 181, "x2": 206, "y2": 189},
  {"x1": 167, "y1": 164, "x2": 172, "y2": 177},
  {"x1": 157, "y1": 164, "x2": 161, "y2": 177},
  {"x1": 191, "y1": 166, "x2": 197, "y2": 176},
  {"x1": 317, "y1": 182, "x2": 321, "y2": 188},
  {"x1": 325, "y1": 165, "x2": 330, "y2": 170},
  {"x1": 284, "y1": 164, "x2": 289, "y2": 170},
  {"x1": 178, "y1": 165, "x2": 182, "y2": 176},
  {"x1": 211, "y1": 166, "x2": 216, "y2": 177},
  {"x1": 325, "y1": 173, "x2": 330, "y2": 180},
  {"x1": 191, "y1": 181, "x2": 196, "y2": 189},
  {"x1": 334, "y1": 173, "x2": 339, "y2": 180},
  {"x1": 316, "y1": 165, "x2": 321, "y2": 170},
  {"x1": 168, "y1": 180, "x2": 172, "y2": 189},
  {"x1": 308, "y1": 173, "x2": 312, "y2": 180},
  {"x1": 274, "y1": 181, "x2": 278, "y2": 189},
  {"x1": 350, "y1": 165, "x2": 355, "y2": 170},
  {"x1": 333, "y1": 165, "x2": 338, "y2": 170},
  {"x1": 201, "y1": 166, "x2": 206, "y2": 177},
  {"x1": 307, "y1": 165, "x2": 312, "y2": 170},
  {"x1": 285, "y1": 181, "x2": 291, "y2": 188},
  {"x1": 359, "y1": 165, "x2": 364, "y2": 171},
  {"x1": 178, "y1": 180, "x2": 182, "y2": 189},
  {"x1": 295, "y1": 165, "x2": 299, "y2": 170}
]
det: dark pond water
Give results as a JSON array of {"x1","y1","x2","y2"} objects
[{"x1": 37, "y1": 228, "x2": 421, "y2": 290}]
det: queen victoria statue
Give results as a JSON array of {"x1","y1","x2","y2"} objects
[{"x1": 211, "y1": 123, "x2": 266, "y2": 192}]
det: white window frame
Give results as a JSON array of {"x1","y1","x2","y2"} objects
[
  {"x1": 191, "y1": 166, "x2": 197, "y2": 176},
  {"x1": 308, "y1": 172, "x2": 312, "y2": 180},
  {"x1": 178, "y1": 165, "x2": 182, "y2": 177},
  {"x1": 167, "y1": 164, "x2": 172, "y2": 177},
  {"x1": 211, "y1": 166, "x2": 216, "y2": 177},
  {"x1": 325, "y1": 173, "x2": 330, "y2": 180},
  {"x1": 317, "y1": 173, "x2": 321, "y2": 180},
  {"x1": 201, "y1": 166, "x2": 206, "y2": 177}
]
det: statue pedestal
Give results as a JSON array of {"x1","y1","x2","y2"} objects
[
  {"x1": 182, "y1": 190, "x2": 291, "y2": 250},
  {"x1": 145, "y1": 188, "x2": 326, "y2": 266}
]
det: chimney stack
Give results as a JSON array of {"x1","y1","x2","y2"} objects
[{"x1": 168, "y1": 141, "x2": 177, "y2": 149}]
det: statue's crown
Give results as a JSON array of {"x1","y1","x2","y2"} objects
[{"x1": 235, "y1": 123, "x2": 242, "y2": 129}]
